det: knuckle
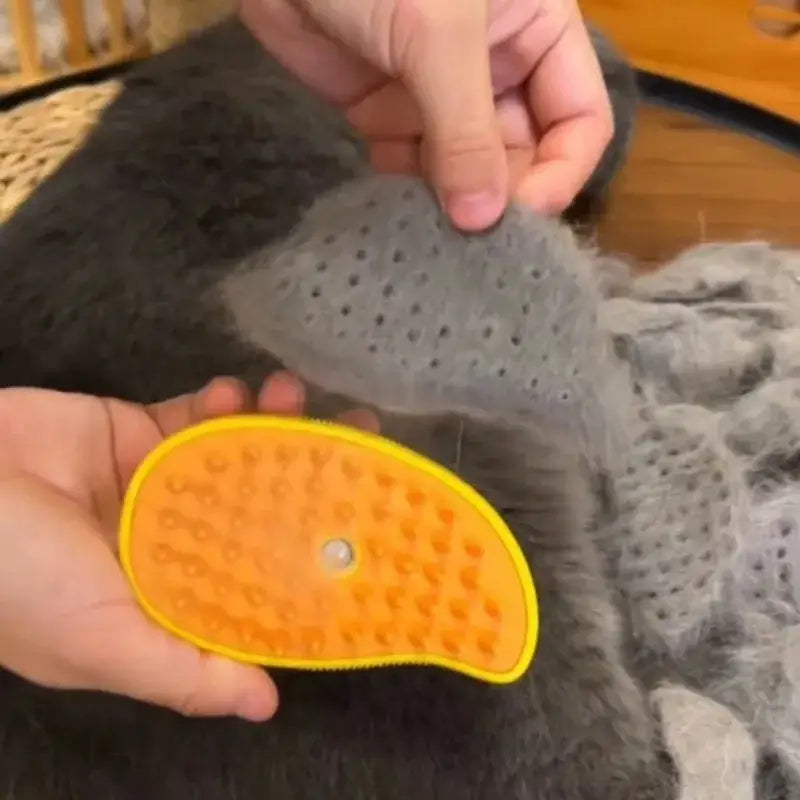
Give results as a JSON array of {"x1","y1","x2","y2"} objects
[
  {"x1": 430, "y1": 133, "x2": 500, "y2": 191},
  {"x1": 394, "y1": 0, "x2": 483, "y2": 45},
  {"x1": 440, "y1": 132, "x2": 498, "y2": 161},
  {"x1": 536, "y1": 180, "x2": 575, "y2": 216},
  {"x1": 596, "y1": 96, "x2": 616, "y2": 146},
  {"x1": 552, "y1": 186, "x2": 578, "y2": 214},
  {"x1": 173, "y1": 687, "x2": 206, "y2": 717},
  {"x1": 599, "y1": 109, "x2": 615, "y2": 147}
]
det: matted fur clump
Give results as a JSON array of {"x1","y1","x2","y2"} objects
[{"x1": 0, "y1": 17, "x2": 798, "y2": 800}]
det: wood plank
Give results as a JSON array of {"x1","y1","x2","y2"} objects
[
  {"x1": 579, "y1": 0, "x2": 800, "y2": 123},
  {"x1": 595, "y1": 105, "x2": 800, "y2": 269}
]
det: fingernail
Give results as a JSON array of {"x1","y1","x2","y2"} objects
[
  {"x1": 237, "y1": 691, "x2": 278, "y2": 723},
  {"x1": 445, "y1": 190, "x2": 505, "y2": 231}
]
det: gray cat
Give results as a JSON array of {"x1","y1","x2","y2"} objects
[{"x1": 0, "y1": 19, "x2": 671, "y2": 800}]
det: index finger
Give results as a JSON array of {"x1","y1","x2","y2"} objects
[{"x1": 513, "y1": 6, "x2": 614, "y2": 214}]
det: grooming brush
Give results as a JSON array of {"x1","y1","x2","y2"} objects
[{"x1": 118, "y1": 416, "x2": 539, "y2": 684}]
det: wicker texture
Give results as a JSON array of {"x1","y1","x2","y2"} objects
[
  {"x1": 0, "y1": 0, "x2": 234, "y2": 221},
  {"x1": 0, "y1": 80, "x2": 120, "y2": 221}
]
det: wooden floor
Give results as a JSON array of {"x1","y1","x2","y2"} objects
[{"x1": 594, "y1": 104, "x2": 800, "y2": 270}]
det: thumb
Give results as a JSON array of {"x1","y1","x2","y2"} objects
[
  {"x1": 83, "y1": 611, "x2": 279, "y2": 722},
  {"x1": 399, "y1": 1, "x2": 506, "y2": 231}
]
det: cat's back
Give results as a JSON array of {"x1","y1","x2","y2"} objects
[
  {"x1": 0, "y1": 20, "x2": 364, "y2": 397},
  {"x1": 0, "y1": 19, "x2": 363, "y2": 270}
]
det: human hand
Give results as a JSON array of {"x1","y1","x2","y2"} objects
[
  {"x1": 0, "y1": 373, "x2": 378, "y2": 721},
  {"x1": 239, "y1": 0, "x2": 613, "y2": 231}
]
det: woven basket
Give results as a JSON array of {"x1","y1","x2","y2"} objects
[
  {"x1": 0, "y1": 0, "x2": 232, "y2": 96},
  {"x1": 0, "y1": 80, "x2": 120, "y2": 219},
  {"x1": 0, "y1": 0, "x2": 233, "y2": 219}
]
